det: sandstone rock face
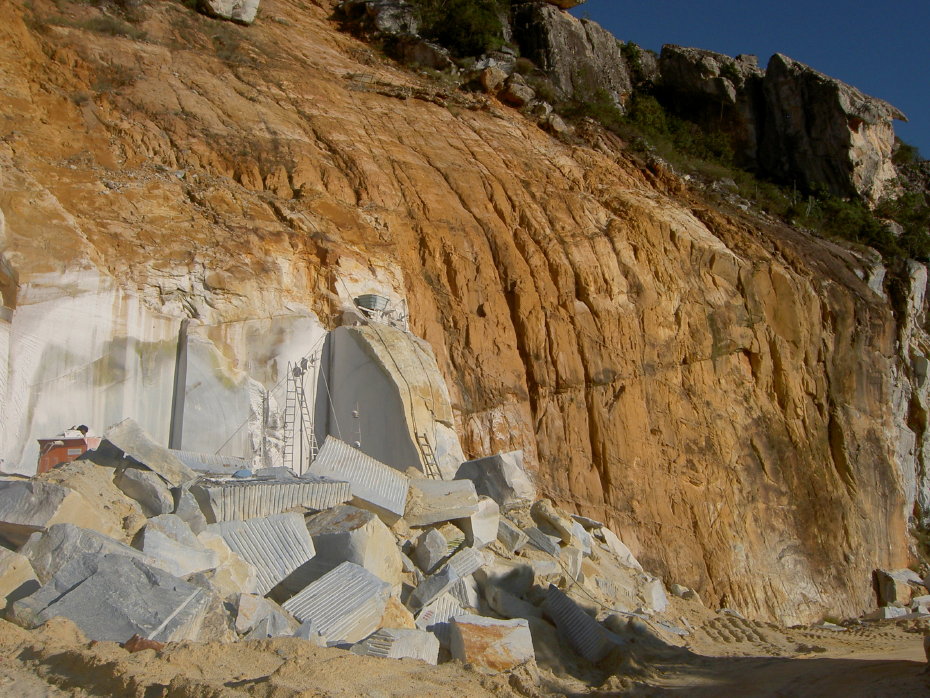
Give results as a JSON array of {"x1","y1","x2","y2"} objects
[
  {"x1": 759, "y1": 53, "x2": 906, "y2": 203},
  {"x1": 0, "y1": 0, "x2": 917, "y2": 624},
  {"x1": 512, "y1": 3, "x2": 632, "y2": 101}
]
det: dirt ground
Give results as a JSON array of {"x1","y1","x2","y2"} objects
[{"x1": 2, "y1": 609, "x2": 928, "y2": 697}]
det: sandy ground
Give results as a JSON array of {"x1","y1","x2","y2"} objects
[{"x1": 1, "y1": 610, "x2": 928, "y2": 697}]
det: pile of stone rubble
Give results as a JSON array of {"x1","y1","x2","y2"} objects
[
  {"x1": 865, "y1": 568, "x2": 930, "y2": 621},
  {"x1": 0, "y1": 418, "x2": 697, "y2": 674}
]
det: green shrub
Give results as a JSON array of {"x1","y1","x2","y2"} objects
[
  {"x1": 893, "y1": 138, "x2": 922, "y2": 166},
  {"x1": 413, "y1": 0, "x2": 510, "y2": 58}
]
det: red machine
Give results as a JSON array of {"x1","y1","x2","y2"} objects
[{"x1": 36, "y1": 426, "x2": 101, "y2": 474}]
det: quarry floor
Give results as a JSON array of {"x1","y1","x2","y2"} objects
[{"x1": 1, "y1": 615, "x2": 927, "y2": 697}]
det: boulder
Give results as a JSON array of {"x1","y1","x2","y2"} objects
[
  {"x1": 335, "y1": 0, "x2": 419, "y2": 38},
  {"x1": 388, "y1": 36, "x2": 455, "y2": 71},
  {"x1": 478, "y1": 66, "x2": 508, "y2": 94},
  {"x1": 449, "y1": 615, "x2": 535, "y2": 672},
  {"x1": 380, "y1": 595, "x2": 416, "y2": 629},
  {"x1": 641, "y1": 576, "x2": 669, "y2": 614},
  {"x1": 454, "y1": 496, "x2": 500, "y2": 549},
  {"x1": 39, "y1": 460, "x2": 145, "y2": 540},
  {"x1": 173, "y1": 485, "x2": 208, "y2": 534},
  {"x1": 352, "y1": 627, "x2": 440, "y2": 664},
  {"x1": 511, "y1": 4, "x2": 631, "y2": 101},
  {"x1": 234, "y1": 593, "x2": 298, "y2": 638},
  {"x1": 497, "y1": 518, "x2": 529, "y2": 555},
  {"x1": 10, "y1": 553, "x2": 213, "y2": 642},
  {"x1": 198, "y1": 0, "x2": 260, "y2": 25},
  {"x1": 500, "y1": 78, "x2": 535, "y2": 108},
  {"x1": 483, "y1": 584, "x2": 541, "y2": 621},
  {"x1": 89, "y1": 419, "x2": 196, "y2": 487},
  {"x1": 531, "y1": 499, "x2": 574, "y2": 544},
  {"x1": 455, "y1": 451, "x2": 536, "y2": 510},
  {"x1": 875, "y1": 568, "x2": 924, "y2": 606},
  {"x1": 408, "y1": 547, "x2": 487, "y2": 612},
  {"x1": 19, "y1": 523, "x2": 152, "y2": 584},
  {"x1": 474, "y1": 559, "x2": 534, "y2": 598},
  {"x1": 136, "y1": 514, "x2": 219, "y2": 578},
  {"x1": 115, "y1": 467, "x2": 174, "y2": 518},
  {"x1": 599, "y1": 526, "x2": 643, "y2": 571},
  {"x1": 282, "y1": 504, "x2": 402, "y2": 593},
  {"x1": 282, "y1": 561, "x2": 391, "y2": 645},
  {"x1": 0, "y1": 480, "x2": 117, "y2": 547},
  {"x1": 0, "y1": 548, "x2": 39, "y2": 610},
  {"x1": 412, "y1": 528, "x2": 449, "y2": 574},
  {"x1": 863, "y1": 606, "x2": 908, "y2": 620},
  {"x1": 525, "y1": 526, "x2": 561, "y2": 557},
  {"x1": 759, "y1": 53, "x2": 906, "y2": 203},
  {"x1": 405, "y1": 479, "x2": 479, "y2": 527},
  {"x1": 196, "y1": 530, "x2": 259, "y2": 597}
]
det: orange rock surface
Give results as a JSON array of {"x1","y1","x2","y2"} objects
[{"x1": 0, "y1": 0, "x2": 912, "y2": 622}]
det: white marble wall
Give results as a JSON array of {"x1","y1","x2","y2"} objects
[{"x1": 1, "y1": 270, "x2": 179, "y2": 474}]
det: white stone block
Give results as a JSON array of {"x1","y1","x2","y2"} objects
[
  {"x1": 283, "y1": 561, "x2": 391, "y2": 645},
  {"x1": 455, "y1": 496, "x2": 499, "y2": 549},
  {"x1": 455, "y1": 451, "x2": 536, "y2": 510},
  {"x1": 307, "y1": 438, "x2": 408, "y2": 523},
  {"x1": 208, "y1": 512, "x2": 315, "y2": 595},
  {"x1": 449, "y1": 614, "x2": 535, "y2": 672},
  {"x1": 352, "y1": 628, "x2": 440, "y2": 664},
  {"x1": 405, "y1": 479, "x2": 479, "y2": 527}
]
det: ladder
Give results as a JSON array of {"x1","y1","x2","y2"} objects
[
  {"x1": 416, "y1": 432, "x2": 442, "y2": 480},
  {"x1": 283, "y1": 359, "x2": 319, "y2": 475}
]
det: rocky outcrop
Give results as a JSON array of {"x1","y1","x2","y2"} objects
[
  {"x1": 0, "y1": 0, "x2": 918, "y2": 625},
  {"x1": 759, "y1": 53, "x2": 906, "y2": 204},
  {"x1": 659, "y1": 45, "x2": 764, "y2": 162},
  {"x1": 198, "y1": 0, "x2": 260, "y2": 25},
  {"x1": 511, "y1": 3, "x2": 632, "y2": 101}
]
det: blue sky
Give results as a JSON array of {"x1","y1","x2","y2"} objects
[{"x1": 570, "y1": 1, "x2": 930, "y2": 158}]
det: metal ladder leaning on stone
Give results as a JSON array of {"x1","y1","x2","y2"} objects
[
  {"x1": 284, "y1": 360, "x2": 319, "y2": 474},
  {"x1": 416, "y1": 432, "x2": 442, "y2": 480}
]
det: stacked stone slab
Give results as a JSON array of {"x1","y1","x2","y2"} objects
[
  {"x1": 283, "y1": 561, "x2": 391, "y2": 645},
  {"x1": 190, "y1": 476, "x2": 351, "y2": 523},
  {"x1": 208, "y1": 513, "x2": 316, "y2": 595},
  {"x1": 307, "y1": 437, "x2": 409, "y2": 523}
]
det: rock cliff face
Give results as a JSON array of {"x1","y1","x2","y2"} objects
[
  {"x1": 0, "y1": 0, "x2": 922, "y2": 623},
  {"x1": 511, "y1": 3, "x2": 632, "y2": 101},
  {"x1": 759, "y1": 53, "x2": 906, "y2": 204}
]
